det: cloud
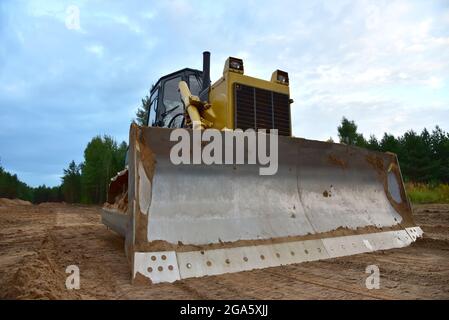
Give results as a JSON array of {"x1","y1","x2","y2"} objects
[
  {"x1": 0, "y1": 0, "x2": 448, "y2": 187},
  {"x1": 85, "y1": 44, "x2": 104, "y2": 57},
  {"x1": 424, "y1": 76, "x2": 444, "y2": 89}
]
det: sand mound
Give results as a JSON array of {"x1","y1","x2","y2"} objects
[
  {"x1": 38, "y1": 202, "x2": 66, "y2": 207},
  {"x1": 0, "y1": 234, "x2": 81, "y2": 300},
  {"x1": 15, "y1": 199, "x2": 33, "y2": 206},
  {"x1": 1, "y1": 252, "x2": 80, "y2": 300},
  {"x1": 0, "y1": 198, "x2": 32, "y2": 206}
]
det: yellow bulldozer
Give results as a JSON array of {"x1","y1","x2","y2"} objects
[{"x1": 102, "y1": 52, "x2": 422, "y2": 284}]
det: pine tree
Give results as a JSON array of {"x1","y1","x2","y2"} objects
[
  {"x1": 430, "y1": 126, "x2": 449, "y2": 183},
  {"x1": 366, "y1": 134, "x2": 380, "y2": 151},
  {"x1": 81, "y1": 136, "x2": 127, "y2": 204},
  {"x1": 337, "y1": 117, "x2": 367, "y2": 147},
  {"x1": 61, "y1": 161, "x2": 82, "y2": 203},
  {"x1": 135, "y1": 95, "x2": 151, "y2": 126}
]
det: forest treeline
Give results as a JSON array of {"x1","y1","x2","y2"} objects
[
  {"x1": 0, "y1": 135, "x2": 127, "y2": 204},
  {"x1": 1, "y1": 117, "x2": 449, "y2": 204},
  {"x1": 336, "y1": 117, "x2": 449, "y2": 184}
]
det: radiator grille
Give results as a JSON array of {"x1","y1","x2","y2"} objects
[{"x1": 234, "y1": 83, "x2": 291, "y2": 136}]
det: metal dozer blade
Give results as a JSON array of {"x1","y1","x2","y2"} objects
[{"x1": 102, "y1": 123, "x2": 422, "y2": 284}]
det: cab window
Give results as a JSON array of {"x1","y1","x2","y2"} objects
[
  {"x1": 189, "y1": 74, "x2": 202, "y2": 96},
  {"x1": 161, "y1": 76, "x2": 184, "y2": 127},
  {"x1": 162, "y1": 76, "x2": 182, "y2": 112},
  {"x1": 148, "y1": 87, "x2": 158, "y2": 126}
]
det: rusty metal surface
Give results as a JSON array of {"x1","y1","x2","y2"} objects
[
  {"x1": 101, "y1": 208, "x2": 128, "y2": 237},
  {"x1": 123, "y1": 126, "x2": 416, "y2": 247},
  {"x1": 106, "y1": 168, "x2": 128, "y2": 204}
]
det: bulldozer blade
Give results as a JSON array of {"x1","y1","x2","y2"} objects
[{"x1": 102, "y1": 124, "x2": 422, "y2": 284}]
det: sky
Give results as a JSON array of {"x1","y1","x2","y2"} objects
[{"x1": 0, "y1": 0, "x2": 449, "y2": 187}]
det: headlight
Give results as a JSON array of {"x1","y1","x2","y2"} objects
[
  {"x1": 271, "y1": 70, "x2": 289, "y2": 85},
  {"x1": 276, "y1": 70, "x2": 289, "y2": 84},
  {"x1": 277, "y1": 74, "x2": 287, "y2": 83},
  {"x1": 228, "y1": 57, "x2": 244, "y2": 73},
  {"x1": 230, "y1": 60, "x2": 241, "y2": 69}
]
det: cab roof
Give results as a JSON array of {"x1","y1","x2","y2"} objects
[{"x1": 151, "y1": 68, "x2": 202, "y2": 94}]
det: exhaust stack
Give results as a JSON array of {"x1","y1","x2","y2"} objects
[{"x1": 200, "y1": 51, "x2": 211, "y2": 101}]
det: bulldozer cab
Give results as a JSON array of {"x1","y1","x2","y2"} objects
[{"x1": 147, "y1": 68, "x2": 203, "y2": 129}]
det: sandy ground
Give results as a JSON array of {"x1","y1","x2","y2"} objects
[{"x1": 0, "y1": 201, "x2": 448, "y2": 300}]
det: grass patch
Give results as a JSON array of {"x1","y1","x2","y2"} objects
[{"x1": 406, "y1": 183, "x2": 449, "y2": 204}]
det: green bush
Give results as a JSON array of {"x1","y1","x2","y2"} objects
[{"x1": 406, "y1": 183, "x2": 449, "y2": 204}]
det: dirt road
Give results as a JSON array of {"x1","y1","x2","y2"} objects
[{"x1": 0, "y1": 201, "x2": 448, "y2": 299}]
